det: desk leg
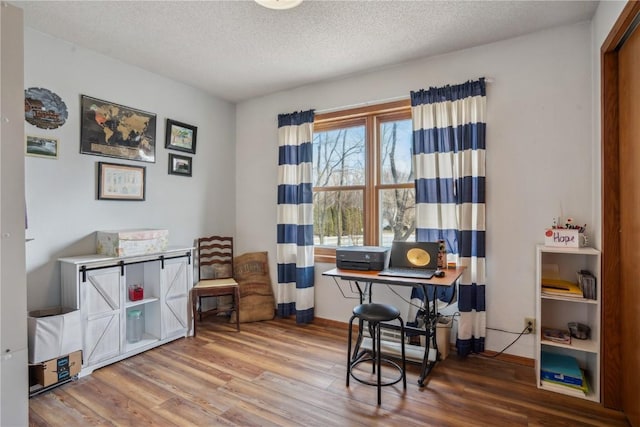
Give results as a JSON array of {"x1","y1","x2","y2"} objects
[{"x1": 417, "y1": 285, "x2": 439, "y2": 387}]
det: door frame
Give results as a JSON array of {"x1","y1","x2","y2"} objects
[{"x1": 600, "y1": 0, "x2": 640, "y2": 410}]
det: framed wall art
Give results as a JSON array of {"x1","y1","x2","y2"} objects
[
  {"x1": 168, "y1": 153, "x2": 192, "y2": 177},
  {"x1": 97, "y1": 162, "x2": 146, "y2": 201},
  {"x1": 80, "y1": 95, "x2": 157, "y2": 163},
  {"x1": 165, "y1": 119, "x2": 197, "y2": 154},
  {"x1": 25, "y1": 135, "x2": 58, "y2": 159}
]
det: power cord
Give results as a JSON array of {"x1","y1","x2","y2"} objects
[{"x1": 477, "y1": 325, "x2": 530, "y2": 358}]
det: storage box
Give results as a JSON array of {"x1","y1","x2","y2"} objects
[
  {"x1": 97, "y1": 229, "x2": 168, "y2": 257},
  {"x1": 28, "y1": 307, "x2": 82, "y2": 364},
  {"x1": 544, "y1": 229, "x2": 587, "y2": 248},
  {"x1": 32, "y1": 350, "x2": 82, "y2": 387},
  {"x1": 436, "y1": 316, "x2": 453, "y2": 360}
]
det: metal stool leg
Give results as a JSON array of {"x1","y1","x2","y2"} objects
[
  {"x1": 399, "y1": 317, "x2": 407, "y2": 389},
  {"x1": 346, "y1": 314, "x2": 356, "y2": 387},
  {"x1": 376, "y1": 321, "x2": 382, "y2": 405}
]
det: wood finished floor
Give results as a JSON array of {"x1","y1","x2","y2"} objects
[{"x1": 29, "y1": 318, "x2": 629, "y2": 427}]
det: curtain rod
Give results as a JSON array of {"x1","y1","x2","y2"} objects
[{"x1": 315, "y1": 77, "x2": 494, "y2": 115}]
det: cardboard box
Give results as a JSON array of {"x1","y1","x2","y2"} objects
[
  {"x1": 97, "y1": 229, "x2": 169, "y2": 257},
  {"x1": 33, "y1": 350, "x2": 82, "y2": 387},
  {"x1": 544, "y1": 229, "x2": 587, "y2": 248},
  {"x1": 28, "y1": 307, "x2": 82, "y2": 364}
]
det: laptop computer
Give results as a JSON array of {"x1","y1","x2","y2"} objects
[{"x1": 378, "y1": 241, "x2": 440, "y2": 279}]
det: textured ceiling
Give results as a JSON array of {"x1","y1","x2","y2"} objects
[{"x1": 11, "y1": 0, "x2": 598, "y2": 103}]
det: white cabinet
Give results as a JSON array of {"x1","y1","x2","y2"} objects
[
  {"x1": 535, "y1": 245, "x2": 601, "y2": 402},
  {"x1": 60, "y1": 247, "x2": 193, "y2": 376}
]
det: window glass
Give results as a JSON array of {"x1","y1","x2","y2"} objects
[
  {"x1": 379, "y1": 188, "x2": 416, "y2": 246},
  {"x1": 313, "y1": 190, "x2": 364, "y2": 247},
  {"x1": 312, "y1": 125, "x2": 365, "y2": 187},
  {"x1": 380, "y1": 119, "x2": 413, "y2": 185}
]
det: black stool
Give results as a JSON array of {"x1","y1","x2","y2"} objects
[{"x1": 346, "y1": 303, "x2": 407, "y2": 405}]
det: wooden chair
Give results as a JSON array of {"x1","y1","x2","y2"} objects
[{"x1": 191, "y1": 236, "x2": 240, "y2": 336}]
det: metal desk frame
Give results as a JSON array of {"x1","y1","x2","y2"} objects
[{"x1": 323, "y1": 267, "x2": 464, "y2": 387}]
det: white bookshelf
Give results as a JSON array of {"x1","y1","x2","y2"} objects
[{"x1": 535, "y1": 245, "x2": 601, "y2": 402}]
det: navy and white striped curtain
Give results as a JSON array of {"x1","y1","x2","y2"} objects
[
  {"x1": 410, "y1": 79, "x2": 486, "y2": 356},
  {"x1": 276, "y1": 110, "x2": 315, "y2": 324}
]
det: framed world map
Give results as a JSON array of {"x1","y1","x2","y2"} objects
[{"x1": 80, "y1": 95, "x2": 156, "y2": 163}]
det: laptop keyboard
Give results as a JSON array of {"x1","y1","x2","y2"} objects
[{"x1": 379, "y1": 268, "x2": 435, "y2": 279}]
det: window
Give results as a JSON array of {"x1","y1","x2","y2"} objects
[{"x1": 312, "y1": 100, "x2": 415, "y2": 262}]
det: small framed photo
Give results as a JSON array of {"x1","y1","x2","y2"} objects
[
  {"x1": 97, "y1": 162, "x2": 146, "y2": 201},
  {"x1": 26, "y1": 135, "x2": 58, "y2": 159},
  {"x1": 165, "y1": 119, "x2": 197, "y2": 154},
  {"x1": 168, "y1": 153, "x2": 192, "y2": 177}
]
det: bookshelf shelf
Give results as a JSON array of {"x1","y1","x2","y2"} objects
[
  {"x1": 541, "y1": 337, "x2": 598, "y2": 353},
  {"x1": 535, "y1": 245, "x2": 601, "y2": 402},
  {"x1": 540, "y1": 294, "x2": 598, "y2": 304}
]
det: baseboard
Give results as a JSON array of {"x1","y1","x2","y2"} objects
[
  {"x1": 474, "y1": 350, "x2": 535, "y2": 367},
  {"x1": 312, "y1": 316, "x2": 534, "y2": 367}
]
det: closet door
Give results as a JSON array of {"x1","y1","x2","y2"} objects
[
  {"x1": 161, "y1": 256, "x2": 191, "y2": 338},
  {"x1": 81, "y1": 267, "x2": 121, "y2": 365},
  {"x1": 618, "y1": 19, "x2": 640, "y2": 427}
]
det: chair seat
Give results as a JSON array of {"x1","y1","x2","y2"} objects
[
  {"x1": 353, "y1": 303, "x2": 400, "y2": 322},
  {"x1": 194, "y1": 278, "x2": 238, "y2": 289}
]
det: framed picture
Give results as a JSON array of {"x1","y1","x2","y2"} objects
[
  {"x1": 165, "y1": 119, "x2": 197, "y2": 154},
  {"x1": 168, "y1": 153, "x2": 192, "y2": 177},
  {"x1": 80, "y1": 95, "x2": 157, "y2": 163},
  {"x1": 97, "y1": 162, "x2": 146, "y2": 201},
  {"x1": 26, "y1": 135, "x2": 58, "y2": 159}
]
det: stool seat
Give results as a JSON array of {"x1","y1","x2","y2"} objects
[
  {"x1": 353, "y1": 303, "x2": 400, "y2": 322},
  {"x1": 347, "y1": 302, "x2": 407, "y2": 405}
]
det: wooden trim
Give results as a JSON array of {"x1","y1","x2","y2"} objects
[
  {"x1": 314, "y1": 99, "x2": 410, "y2": 123},
  {"x1": 600, "y1": 0, "x2": 640, "y2": 411},
  {"x1": 601, "y1": 1, "x2": 640, "y2": 54}
]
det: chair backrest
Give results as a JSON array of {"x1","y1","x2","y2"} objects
[{"x1": 198, "y1": 236, "x2": 234, "y2": 280}]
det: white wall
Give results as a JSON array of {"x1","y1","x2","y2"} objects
[
  {"x1": 1, "y1": 4, "x2": 29, "y2": 425},
  {"x1": 24, "y1": 29, "x2": 236, "y2": 310},
  {"x1": 236, "y1": 21, "x2": 594, "y2": 357}
]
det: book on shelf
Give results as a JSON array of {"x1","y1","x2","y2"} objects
[
  {"x1": 540, "y1": 351, "x2": 583, "y2": 387},
  {"x1": 541, "y1": 277, "x2": 584, "y2": 298},
  {"x1": 576, "y1": 270, "x2": 597, "y2": 300},
  {"x1": 541, "y1": 327, "x2": 571, "y2": 344},
  {"x1": 541, "y1": 370, "x2": 589, "y2": 396}
]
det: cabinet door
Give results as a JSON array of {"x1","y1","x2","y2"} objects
[
  {"x1": 161, "y1": 257, "x2": 190, "y2": 338},
  {"x1": 81, "y1": 267, "x2": 121, "y2": 365}
]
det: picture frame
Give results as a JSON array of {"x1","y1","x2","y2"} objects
[
  {"x1": 168, "y1": 153, "x2": 192, "y2": 177},
  {"x1": 97, "y1": 162, "x2": 146, "y2": 201},
  {"x1": 165, "y1": 119, "x2": 197, "y2": 154},
  {"x1": 80, "y1": 95, "x2": 157, "y2": 163},
  {"x1": 26, "y1": 135, "x2": 58, "y2": 159}
]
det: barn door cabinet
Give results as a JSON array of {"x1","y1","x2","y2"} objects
[{"x1": 60, "y1": 247, "x2": 193, "y2": 376}]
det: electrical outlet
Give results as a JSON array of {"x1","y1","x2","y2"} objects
[{"x1": 525, "y1": 317, "x2": 536, "y2": 334}]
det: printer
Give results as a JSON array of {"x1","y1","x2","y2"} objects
[{"x1": 336, "y1": 246, "x2": 389, "y2": 271}]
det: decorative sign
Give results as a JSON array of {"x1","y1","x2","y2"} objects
[
  {"x1": 24, "y1": 87, "x2": 68, "y2": 129},
  {"x1": 544, "y1": 229, "x2": 587, "y2": 248}
]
